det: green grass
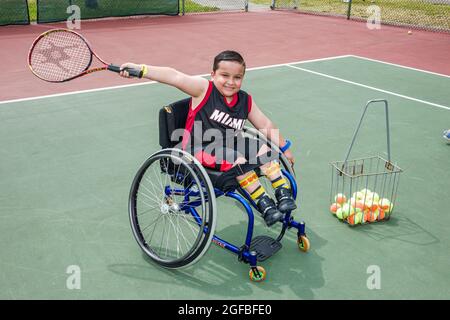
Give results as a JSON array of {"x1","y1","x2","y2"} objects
[
  {"x1": 28, "y1": 0, "x2": 37, "y2": 22},
  {"x1": 252, "y1": 0, "x2": 450, "y2": 30},
  {"x1": 182, "y1": 0, "x2": 220, "y2": 13}
]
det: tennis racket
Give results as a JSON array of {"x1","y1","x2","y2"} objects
[{"x1": 28, "y1": 28, "x2": 141, "y2": 82}]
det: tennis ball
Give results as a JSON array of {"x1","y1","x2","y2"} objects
[
  {"x1": 408, "y1": 30, "x2": 412, "y2": 35},
  {"x1": 377, "y1": 208, "x2": 386, "y2": 221},
  {"x1": 372, "y1": 192, "x2": 380, "y2": 203},
  {"x1": 350, "y1": 198, "x2": 365, "y2": 211},
  {"x1": 364, "y1": 197, "x2": 378, "y2": 212},
  {"x1": 372, "y1": 208, "x2": 379, "y2": 220},
  {"x1": 364, "y1": 210, "x2": 375, "y2": 223},
  {"x1": 348, "y1": 210, "x2": 363, "y2": 225},
  {"x1": 379, "y1": 198, "x2": 393, "y2": 212},
  {"x1": 330, "y1": 203, "x2": 340, "y2": 214},
  {"x1": 341, "y1": 203, "x2": 355, "y2": 219},
  {"x1": 353, "y1": 191, "x2": 364, "y2": 201},
  {"x1": 336, "y1": 207, "x2": 344, "y2": 220},
  {"x1": 335, "y1": 193, "x2": 347, "y2": 205}
]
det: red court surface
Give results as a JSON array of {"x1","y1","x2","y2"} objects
[{"x1": 1, "y1": 10, "x2": 449, "y2": 102}]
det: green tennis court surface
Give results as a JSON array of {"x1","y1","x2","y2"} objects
[{"x1": 1, "y1": 56, "x2": 449, "y2": 299}]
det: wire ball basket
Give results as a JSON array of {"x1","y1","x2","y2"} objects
[{"x1": 329, "y1": 99, "x2": 403, "y2": 226}]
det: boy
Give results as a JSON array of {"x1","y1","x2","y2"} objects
[{"x1": 119, "y1": 50, "x2": 296, "y2": 226}]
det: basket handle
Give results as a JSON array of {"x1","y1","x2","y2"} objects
[{"x1": 342, "y1": 99, "x2": 392, "y2": 169}]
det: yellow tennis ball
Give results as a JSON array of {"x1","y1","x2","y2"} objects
[
  {"x1": 372, "y1": 192, "x2": 380, "y2": 203},
  {"x1": 348, "y1": 210, "x2": 363, "y2": 225},
  {"x1": 341, "y1": 203, "x2": 355, "y2": 219},
  {"x1": 336, "y1": 207, "x2": 344, "y2": 220},
  {"x1": 379, "y1": 198, "x2": 393, "y2": 213},
  {"x1": 408, "y1": 30, "x2": 412, "y2": 35},
  {"x1": 353, "y1": 191, "x2": 364, "y2": 201}
]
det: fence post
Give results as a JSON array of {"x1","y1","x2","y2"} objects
[{"x1": 346, "y1": 0, "x2": 352, "y2": 20}]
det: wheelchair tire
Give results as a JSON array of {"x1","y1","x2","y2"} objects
[{"x1": 129, "y1": 148, "x2": 217, "y2": 269}]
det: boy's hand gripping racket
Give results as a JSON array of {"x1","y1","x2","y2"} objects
[{"x1": 28, "y1": 28, "x2": 141, "y2": 82}]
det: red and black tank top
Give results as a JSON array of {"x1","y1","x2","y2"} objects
[{"x1": 182, "y1": 81, "x2": 252, "y2": 150}]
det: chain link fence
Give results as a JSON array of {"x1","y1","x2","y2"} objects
[
  {"x1": 36, "y1": 0, "x2": 179, "y2": 23},
  {"x1": 1, "y1": 0, "x2": 447, "y2": 32},
  {"x1": 0, "y1": 0, "x2": 30, "y2": 26},
  {"x1": 270, "y1": 0, "x2": 450, "y2": 32}
]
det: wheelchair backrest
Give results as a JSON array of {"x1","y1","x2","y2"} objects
[{"x1": 159, "y1": 97, "x2": 190, "y2": 148}]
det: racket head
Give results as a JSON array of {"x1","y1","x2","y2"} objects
[{"x1": 28, "y1": 29, "x2": 96, "y2": 82}]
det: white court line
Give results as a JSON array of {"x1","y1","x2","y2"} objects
[
  {"x1": 0, "y1": 55, "x2": 352, "y2": 106},
  {"x1": 286, "y1": 64, "x2": 450, "y2": 111},
  {"x1": 350, "y1": 55, "x2": 450, "y2": 79}
]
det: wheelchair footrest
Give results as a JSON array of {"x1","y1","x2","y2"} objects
[{"x1": 250, "y1": 236, "x2": 282, "y2": 261}]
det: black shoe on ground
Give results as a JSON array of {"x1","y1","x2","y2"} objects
[
  {"x1": 275, "y1": 187, "x2": 297, "y2": 213},
  {"x1": 256, "y1": 195, "x2": 283, "y2": 227}
]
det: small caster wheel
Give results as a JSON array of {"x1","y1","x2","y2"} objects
[
  {"x1": 249, "y1": 266, "x2": 266, "y2": 282},
  {"x1": 297, "y1": 235, "x2": 310, "y2": 252}
]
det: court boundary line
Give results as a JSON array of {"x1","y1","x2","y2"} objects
[
  {"x1": 286, "y1": 64, "x2": 449, "y2": 111},
  {"x1": 350, "y1": 55, "x2": 450, "y2": 79},
  {"x1": 0, "y1": 55, "x2": 352, "y2": 105}
]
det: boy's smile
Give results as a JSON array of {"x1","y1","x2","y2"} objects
[{"x1": 211, "y1": 61, "x2": 245, "y2": 100}]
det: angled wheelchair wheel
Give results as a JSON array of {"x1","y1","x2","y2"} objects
[{"x1": 129, "y1": 148, "x2": 217, "y2": 269}]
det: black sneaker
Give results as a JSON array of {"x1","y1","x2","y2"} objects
[
  {"x1": 257, "y1": 195, "x2": 283, "y2": 227},
  {"x1": 275, "y1": 187, "x2": 297, "y2": 213}
]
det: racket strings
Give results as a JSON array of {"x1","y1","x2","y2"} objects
[{"x1": 30, "y1": 31, "x2": 92, "y2": 82}]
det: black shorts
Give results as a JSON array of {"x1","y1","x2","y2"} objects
[{"x1": 192, "y1": 136, "x2": 278, "y2": 174}]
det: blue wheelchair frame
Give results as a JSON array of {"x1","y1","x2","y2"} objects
[{"x1": 164, "y1": 164, "x2": 306, "y2": 271}]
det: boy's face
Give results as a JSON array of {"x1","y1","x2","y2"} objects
[{"x1": 211, "y1": 61, "x2": 245, "y2": 98}]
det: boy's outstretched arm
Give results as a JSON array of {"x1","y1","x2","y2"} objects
[
  {"x1": 119, "y1": 63, "x2": 209, "y2": 100},
  {"x1": 248, "y1": 100, "x2": 295, "y2": 165}
]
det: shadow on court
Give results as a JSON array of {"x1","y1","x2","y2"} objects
[
  {"x1": 349, "y1": 215, "x2": 440, "y2": 246},
  {"x1": 108, "y1": 224, "x2": 327, "y2": 300}
]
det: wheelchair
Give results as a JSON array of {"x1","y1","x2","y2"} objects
[{"x1": 128, "y1": 98, "x2": 310, "y2": 282}]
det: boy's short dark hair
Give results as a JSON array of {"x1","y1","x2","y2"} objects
[{"x1": 213, "y1": 50, "x2": 246, "y2": 73}]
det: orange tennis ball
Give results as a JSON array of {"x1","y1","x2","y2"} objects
[
  {"x1": 377, "y1": 209, "x2": 386, "y2": 221},
  {"x1": 364, "y1": 210, "x2": 376, "y2": 223},
  {"x1": 334, "y1": 193, "x2": 347, "y2": 204},
  {"x1": 379, "y1": 198, "x2": 393, "y2": 212},
  {"x1": 353, "y1": 201, "x2": 365, "y2": 211},
  {"x1": 330, "y1": 203, "x2": 340, "y2": 214},
  {"x1": 364, "y1": 198, "x2": 379, "y2": 212},
  {"x1": 348, "y1": 211, "x2": 363, "y2": 225}
]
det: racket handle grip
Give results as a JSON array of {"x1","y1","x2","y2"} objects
[{"x1": 108, "y1": 64, "x2": 142, "y2": 78}]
